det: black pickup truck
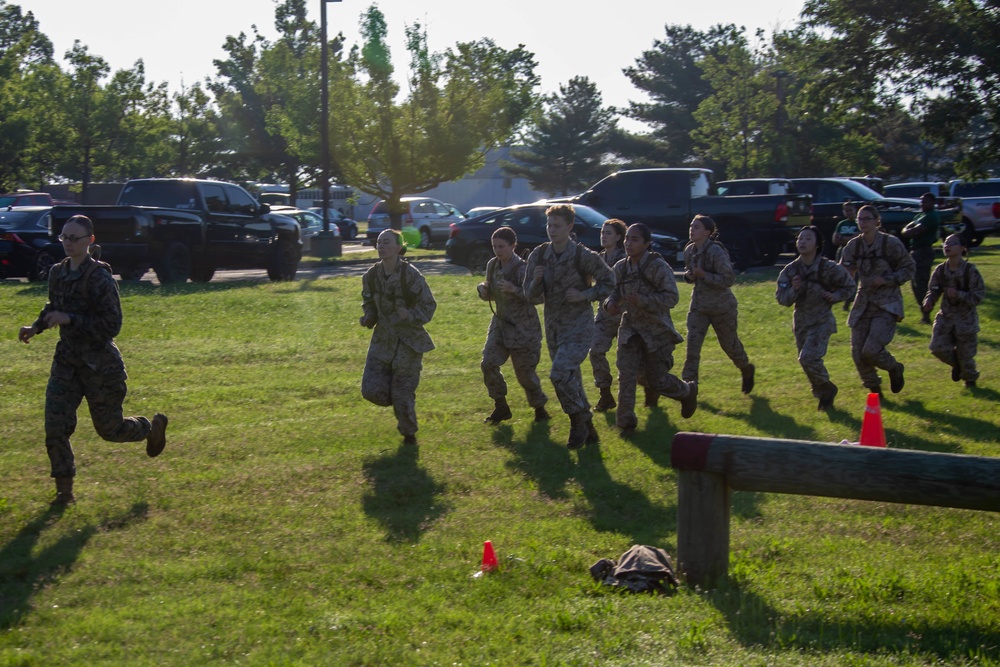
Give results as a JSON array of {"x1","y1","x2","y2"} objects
[
  {"x1": 50, "y1": 179, "x2": 302, "y2": 283},
  {"x1": 569, "y1": 168, "x2": 812, "y2": 270}
]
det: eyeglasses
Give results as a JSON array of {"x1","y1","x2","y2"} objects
[{"x1": 58, "y1": 233, "x2": 91, "y2": 243}]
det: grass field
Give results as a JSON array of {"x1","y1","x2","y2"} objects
[{"x1": 1, "y1": 239, "x2": 998, "y2": 666}]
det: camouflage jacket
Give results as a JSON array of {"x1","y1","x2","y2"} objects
[
  {"x1": 840, "y1": 231, "x2": 915, "y2": 324},
  {"x1": 594, "y1": 247, "x2": 627, "y2": 327},
  {"x1": 523, "y1": 240, "x2": 615, "y2": 328},
  {"x1": 605, "y1": 251, "x2": 683, "y2": 351},
  {"x1": 32, "y1": 255, "x2": 125, "y2": 373},
  {"x1": 362, "y1": 260, "x2": 436, "y2": 355},
  {"x1": 481, "y1": 254, "x2": 542, "y2": 350},
  {"x1": 923, "y1": 260, "x2": 984, "y2": 335},
  {"x1": 776, "y1": 256, "x2": 856, "y2": 333},
  {"x1": 683, "y1": 239, "x2": 737, "y2": 315}
]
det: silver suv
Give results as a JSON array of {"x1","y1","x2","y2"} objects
[{"x1": 366, "y1": 196, "x2": 464, "y2": 248}]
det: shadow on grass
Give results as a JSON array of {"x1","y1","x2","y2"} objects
[
  {"x1": 0, "y1": 502, "x2": 149, "y2": 629},
  {"x1": 361, "y1": 445, "x2": 449, "y2": 543},
  {"x1": 574, "y1": 443, "x2": 677, "y2": 544},
  {"x1": 497, "y1": 419, "x2": 574, "y2": 500},
  {"x1": 708, "y1": 579, "x2": 1000, "y2": 663}
]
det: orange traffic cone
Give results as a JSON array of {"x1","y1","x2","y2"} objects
[
  {"x1": 481, "y1": 540, "x2": 499, "y2": 572},
  {"x1": 859, "y1": 392, "x2": 887, "y2": 447}
]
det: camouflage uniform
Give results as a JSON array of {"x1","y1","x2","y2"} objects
[
  {"x1": 31, "y1": 257, "x2": 153, "y2": 478},
  {"x1": 776, "y1": 256, "x2": 856, "y2": 398},
  {"x1": 480, "y1": 254, "x2": 547, "y2": 408},
  {"x1": 590, "y1": 247, "x2": 626, "y2": 390},
  {"x1": 524, "y1": 241, "x2": 615, "y2": 417},
  {"x1": 923, "y1": 260, "x2": 984, "y2": 383},
  {"x1": 361, "y1": 259, "x2": 436, "y2": 438},
  {"x1": 605, "y1": 252, "x2": 691, "y2": 430},
  {"x1": 681, "y1": 240, "x2": 752, "y2": 383},
  {"x1": 840, "y1": 231, "x2": 915, "y2": 391}
]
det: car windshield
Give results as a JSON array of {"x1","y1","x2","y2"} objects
[
  {"x1": 119, "y1": 181, "x2": 200, "y2": 209},
  {"x1": 573, "y1": 205, "x2": 608, "y2": 228},
  {"x1": 837, "y1": 180, "x2": 883, "y2": 200},
  {"x1": 0, "y1": 210, "x2": 43, "y2": 228},
  {"x1": 0, "y1": 196, "x2": 17, "y2": 207}
]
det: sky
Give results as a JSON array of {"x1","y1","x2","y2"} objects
[{"x1": 16, "y1": 0, "x2": 806, "y2": 131}]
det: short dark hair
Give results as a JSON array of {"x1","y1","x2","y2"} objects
[
  {"x1": 491, "y1": 226, "x2": 517, "y2": 246},
  {"x1": 798, "y1": 225, "x2": 824, "y2": 254},
  {"x1": 545, "y1": 203, "x2": 574, "y2": 227},
  {"x1": 626, "y1": 222, "x2": 651, "y2": 244}
]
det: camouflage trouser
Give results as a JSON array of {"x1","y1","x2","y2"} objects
[
  {"x1": 481, "y1": 330, "x2": 547, "y2": 408},
  {"x1": 794, "y1": 322, "x2": 834, "y2": 397},
  {"x1": 362, "y1": 340, "x2": 423, "y2": 437},
  {"x1": 929, "y1": 320, "x2": 979, "y2": 382},
  {"x1": 615, "y1": 336, "x2": 689, "y2": 430},
  {"x1": 545, "y1": 321, "x2": 593, "y2": 417},
  {"x1": 682, "y1": 308, "x2": 751, "y2": 383},
  {"x1": 589, "y1": 316, "x2": 620, "y2": 389},
  {"x1": 45, "y1": 357, "x2": 151, "y2": 478},
  {"x1": 850, "y1": 307, "x2": 901, "y2": 390},
  {"x1": 911, "y1": 247, "x2": 935, "y2": 307}
]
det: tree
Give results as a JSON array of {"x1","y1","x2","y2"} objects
[
  {"x1": 169, "y1": 82, "x2": 222, "y2": 177},
  {"x1": 328, "y1": 4, "x2": 538, "y2": 229},
  {"x1": 622, "y1": 24, "x2": 742, "y2": 165},
  {"x1": 505, "y1": 76, "x2": 616, "y2": 197}
]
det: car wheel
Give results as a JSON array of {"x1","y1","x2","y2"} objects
[
  {"x1": 344, "y1": 224, "x2": 357, "y2": 241},
  {"x1": 154, "y1": 241, "x2": 192, "y2": 284},
  {"x1": 724, "y1": 229, "x2": 754, "y2": 273},
  {"x1": 118, "y1": 266, "x2": 149, "y2": 281},
  {"x1": 267, "y1": 239, "x2": 301, "y2": 281},
  {"x1": 466, "y1": 245, "x2": 492, "y2": 273},
  {"x1": 30, "y1": 251, "x2": 57, "y2": 282},
  {"x1": 418, "y1": 227, "x2": 432, "y2": 249},
  {"x1": 191, "y1": 265, "x2": 216, "y2": 283}
]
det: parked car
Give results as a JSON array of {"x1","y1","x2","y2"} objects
[
  {"x1": 445, "y1": 202, "x2": 682, "y2": 272},
  {"x1": 307, "y1": 207, "x2": 359, "y2": 240},
  {"x1": 366, "y1": 196, "x2": 465, "y2": 248},
  {"x1": 465, "y1": 206, "x2": 501, "y2": 218},
  {"x1": 947, "y1": 179, "x2": 1000, "y2": 247},
  {"x1": 0, "y1": 206, "x2": 63, "y2": 281},
  {"x1": 444, "y1": 203, "x2": 467, "y2": 220},
  {"x1": 716, "y1": 179, "x2": 794, "y2": 196},
  {"x1": 0, "y1": 192, "x2": 58, "y2": 207},
  {"x1": 270, "y1": 206, "x2": 339, "y2": 254},
  {"x1": 789, "y1": 178, "x2": 962, "y2": 255}
]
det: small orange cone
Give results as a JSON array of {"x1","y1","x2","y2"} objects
[
  {"x1": 859, "y1": 392, "x2": 887, "y2": 447},
  {"x1": 481, "y1": 540, "x2": 499, "y2": 572}
]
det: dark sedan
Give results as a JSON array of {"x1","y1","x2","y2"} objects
[
  {"x1": 445, "y1": 203, "x2": 682, "y2": 272},
  {"x1": 0, "y1": 206, "x2": 62, "y2": 281}
]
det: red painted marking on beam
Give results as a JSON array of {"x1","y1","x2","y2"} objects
[{"x1": 670, "y1": 432, "x2": 716, "y2": 471}]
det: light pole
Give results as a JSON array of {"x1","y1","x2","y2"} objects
[{"x1": 314, "y1": 0, "x2": 342, "y2": 257}]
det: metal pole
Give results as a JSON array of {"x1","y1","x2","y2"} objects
[{"x1": 320, "y1": 0, "x2": 330, "y2": 234}]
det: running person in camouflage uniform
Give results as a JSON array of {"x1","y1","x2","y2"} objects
[
  {"x1": 840, "y1": 205, "x2": 915, "y2": 396},
  {"x1": 604, "y1": 224, "x2": 698, "y2": 434},
  {"x1": 921, "y1": 234, "x2": 985, "y2": 387},
  {"x1": 478, "y1": 227, "x2": 549, "y2": 424},
  {"x1": 524, "y1": 204, "x2": 615, "y2": 450},
  {"x1": 18, "y1": 215, "x2": 168, "y2": 505},
  {"x1": 591, "y1": 219, "x2": 627, "y2": 412},
  {"x1": 681, "y1": 215, "x2": 755, "y2": 394},
  {"x1": 360, "y1": 229, "x2": 437, "y2": 445},
  {"x1": 776, "y1": 226, "x2": 857, "y2": 410}
]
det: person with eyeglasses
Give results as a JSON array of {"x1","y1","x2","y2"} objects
[
  {"x1": 839, "y1": 205, "x2": 916, "y2": 397},
  {"x1": 17, "y1": 215, "x2": 168, "y2": 505}
]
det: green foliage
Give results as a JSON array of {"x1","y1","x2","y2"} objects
[
  {"x1": 505, "y1": 76, "x2": 616, "y2": 197},
  {"x1": 0, "y1": 242, "x2": 999, "y2": 665}
]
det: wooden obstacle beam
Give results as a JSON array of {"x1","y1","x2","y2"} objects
[{"x1": 670, "y1": 432, "x2": 1000, "y2": 588}]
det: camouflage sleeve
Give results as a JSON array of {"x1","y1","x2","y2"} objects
[
  {"x1": 640, "y1": 257, "x2": 679, "y2": 312},
  {"x1": 82, "y1": 267, "x2": 123, "y2": 340},
  {"x1": 961, "y1": 263, "x2": 985, "y2": 307},
  {"x1": 361, "y1": 266, "x2": 379, "y2": 323},
  {"x1": 839, "y1": 237, "x2": 858, "y2": 269},
  {"x1": 506, "y1": 259, "x2": 533, "y2": 305},
  {"x1": 826, "y1": 260, "x2": 857, "y2": 303},
  {"x1": 406, "y1": 265, "x2": 437, "y2": 325},
  {"x1": 604, "y1": 260, "x2": 627, "y2": 313},
  {"x1": 523, "y1": 246, "x2": 544, "y2": 301},
  {"x1": 885, "y1": 235, "x2": 916, "y2": 286},
  {"x1": 702, "y1": 243, "x2": 735, "y2": 289},
  {"x1": 582, "y1": 246, "x2": 615, "y2": 303},
  {"x1": 775, "y1": 263, "x2": 798, "y2": 307},
  {"x1": 924, "y1": 263, "x2": 944, "y2": 309}
]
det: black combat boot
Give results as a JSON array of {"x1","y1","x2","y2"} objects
[
  {"x1": 52, "y1": 476, "x2": 75, "y2": 506},
  {"x1": 680, "y1": 381, "x2": 699, "y2": 419},
  {"x1": 484, "y1": 398, "x2": 512, "y2": 424},
  {"x1": 147, "y1": 413, "x2": 168, "y2": 457},
  {"x1": 567, "y1": 414, "x2": 588, "y2": 450},
  {"x1": 534, "y1": 406, "x2": 551, "y2": 422},
  {"x1": 594, "y1": 387, "x2": 616, "y2": 412},
  {"x1": 741, "y1": 364, "x2": 756, "y2": 394},
  {"x1": 585, "y1": 413, "x2": 599, "y2": 444}
]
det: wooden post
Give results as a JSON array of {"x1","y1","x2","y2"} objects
[{"x1": 671, "y1": 432, "x2": 1000, "y2": 588}]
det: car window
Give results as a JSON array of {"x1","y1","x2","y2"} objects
[
  {"x1": 432, "y1": 202, "x2": 451, "y2": 216},
  {"x1": 201, "y1": 183, "x2": 227, "y2": 212},
  {"x1": 119, "y1": 180, "x2": 199, "y2": 209},
  {"x1": 952, "y1": 181, "x2": 1000, "y2": 198},
  {"x1": 222, "y1": 184, "x2": 259, "y2": 214}
]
